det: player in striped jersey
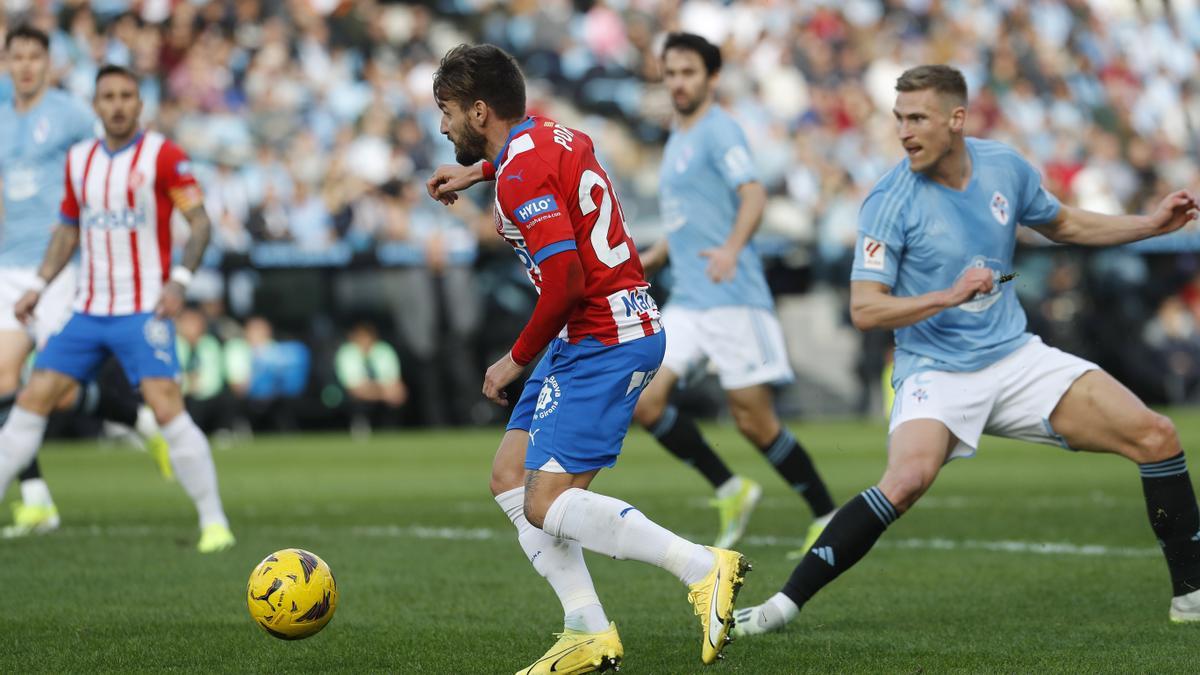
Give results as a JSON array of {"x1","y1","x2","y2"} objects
[
  {"x1": 0, "y1": 26, "x2": 172, "y2": 538},
  {"x1": 0, "y1": 64, "x2": 234, "y2": 553},
  {"x1": 427, "y1": 44, "x2": 748, "y2": 671}
]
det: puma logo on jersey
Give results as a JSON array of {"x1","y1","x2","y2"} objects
[{"x1": 505, "y1": 170, "x2": 525, "y2": 182}]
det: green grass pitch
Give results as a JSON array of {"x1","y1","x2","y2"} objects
[{"x1": 2, "y1": 414, "x2": 1199, "y2": 673}]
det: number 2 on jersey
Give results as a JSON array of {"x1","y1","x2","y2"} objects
[{"x1": 578, "y1": 169, "x2": 632, "y2": 268}]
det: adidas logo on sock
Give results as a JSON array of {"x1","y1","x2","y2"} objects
[{"x1": 812, "y1": 546, "x2": 835, "y2": 566}]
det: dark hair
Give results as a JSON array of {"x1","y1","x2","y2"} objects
[
  {"x1": 432, "y1": 44, "x2": 526, "y2": 121},
  {"x1": 895, "y1": 65, "x2": 968, "y2": 106},
  {"x1": 662, "y1": 32, "x2": 722, "y2": 76},
  {"x1": 95, "y1": 63, "x2": 139, "y2": 88},
  {"x1": 5, "y1": 25, "x2": 50, "y2": 51}
]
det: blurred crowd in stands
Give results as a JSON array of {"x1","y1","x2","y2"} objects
[{"x1": 3, "y1": 0, "x2": 1200, "y2": 428}]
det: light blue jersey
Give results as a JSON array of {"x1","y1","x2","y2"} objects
[
  {"x1": 851, "y1": 138, "x2": 1062, "y2": 388},
  {"x1": 659, "y1": 105, "x2": 772, "y2": 310},
  {"x1": 0, "y1": 89, "x2": 95, "y2": 267}
]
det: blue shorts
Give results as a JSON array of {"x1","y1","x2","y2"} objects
[
  {"x1": 36, "y1": 312, "x2": 179, "y2": 386},
  {"x1": 508, "y1": 333, "x2": 665, "y2": 474}
]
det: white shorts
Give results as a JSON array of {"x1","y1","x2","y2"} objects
[
  {"x1": 0, "y1": 266, "x2": 77, "y2": 349},
  {"x1": 661, "y1": 305, "x2": 794, "y2": 390},
  {"x1": 889, "y1": 336, "x2": 1099, "y2": 461}
]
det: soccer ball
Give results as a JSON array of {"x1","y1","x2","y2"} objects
[{"x1": 246, "y1": 548, "x2": 338, "y2": 640}]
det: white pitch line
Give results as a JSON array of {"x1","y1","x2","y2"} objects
[{"x1": 37, "y1": 523, "x2": 1159, "y2": 558}]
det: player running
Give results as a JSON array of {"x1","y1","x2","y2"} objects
[
  {"x1": 733, "y1": 65, "x2": 1200, "y2": 635},
  {"x1": 427, "y1": 44, "x2": 749, "y2": 672},
  {"x1": 0, "y1": 26, "x2": 171, "y2": 538},
  {"x1": 0, "y1": 64, "x2": 234, "y2": 552},
  {"x1": 634, "y1": 32, "x2": 837, "y2": 552}
]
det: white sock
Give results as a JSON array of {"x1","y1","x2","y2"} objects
[
  {"x1": 135, "y1": 405, "x2": 160, "y2": 440},
  {"x1": 715, "y1": 476, "x2": 743, "y2": 499},
  {"x1": 496, "y1": 487, "x2": 608, "y2": 633},
  {"x1": 19, "y1": 477, "x2": 54, "y2": 508},
  {"x1": 767, "y1": 592, "x2": 800, "y2": 622},
  {"x1": 542, "y1": 488, "x2": 715, "y2": 585},
  {"x1": 0, "y1": 407, "x2": 48, "y2": 491},
  {"x1": 162, "y1": 413, "x2": 228, "y2": 529}
]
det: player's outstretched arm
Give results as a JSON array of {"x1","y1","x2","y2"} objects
[
  {"x1": 426, "y1": 162, "x2": 491, "y2": 206},
  {"x1": 16, "y1": 225, "x2": 80, "y2": 324},
  {"x1": 1031, "y1": 190, "x2": 1198, "y2": 247},
  {"x1": 849, "y1": 269, "x2": 994, "y2": 331}
]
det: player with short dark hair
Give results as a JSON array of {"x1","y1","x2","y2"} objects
[
  {"x1": 733, "y1": 64, "x2": 1200, "y2": 635},
  {"x1": 0, "y1": 64, "x2": 235, "y2": 552},
  {"x1": 0, "y1": 28, "x2": 172, "y2": 537},
  {"x1": 428, "y1": 43, "x2": 750, "y2": 672},
  {"x1": 635, "y1": 31, "x2": 838, "y2": 553}
]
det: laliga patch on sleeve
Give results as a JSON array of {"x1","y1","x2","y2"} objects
[
  {"x1": 514, "y1": 194, "x2": 560, "y2": 224},
  {"x1": 863, "y1": 236, "x2": 886, "y2": 270}
]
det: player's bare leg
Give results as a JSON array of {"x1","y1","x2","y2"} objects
[
  {"x1": 0, "y1": 330, "x2": 55, "y2": 527},
  {"x1": 0, "y1": 369, "x2": 75, "y2": 520},
  {"x1": 735, "y1": 419, "x2": 955, "y2": 635},
  {"x1": 0, "y1": 357, "x2": 69, "y2": 535},
  {"x1": 1047, "y1": 370, "x2": 1200, "y2": 621},
  {"x1": 726, "y1": 384, "x2": 837, "y2": 553},
  {"x1": 525, "y1": 468, "x2": 750, "y2": 664},
  {"x1": 491, "y1": 430, "x2": 610, "y2": 633},
  {"x1": 492, "y1": 430, "x2": 619, "y2": 673},
  {"x1": 635, "y1": 368, "x2": 763, "y2": 548},
  {"x1": 141, "y1": 377, "x2": 232, "y2": 552}
]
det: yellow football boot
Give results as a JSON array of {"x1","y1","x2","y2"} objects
[
  {"x1": 786, "y1": 512, "x2": 835, "y2": 561},
  {"x1": 1, "y1": 501, "x2": 60, "y2": 538},
  {"x1": 197, "y1": 523, "x2": 236, "y2": 553},
  {"x1": 516, "y1": 622, "x2": 623, "y2": 674},
  {"x1": 687, "y1": 547, "x2": 751, "y2": 665},
  {"x1": 711, "y1": 478, "x2": 762, "y2": 549}
]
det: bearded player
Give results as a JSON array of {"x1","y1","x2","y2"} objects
[{"x1": 427, "y1": 44, "x2": 750, "y2": 672}]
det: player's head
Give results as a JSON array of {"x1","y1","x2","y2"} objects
[
  {"x1": 93, "y1": 64, "x2": 142, "y2": 140},
  {"x1": 893, "y1": 65, "x2": 968, "y2": 174},
  {"x1": 433, "y1": 44, "x2": 526, "y2": 166},
  {"x1": 661, "y1": 32, "x2": 721, "y2": 116},
  {"x1": 5, "y1": 25, "x2": 51, "y2": 101}
]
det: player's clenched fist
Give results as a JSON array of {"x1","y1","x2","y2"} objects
[
  {"x1": 14, "y1": 290, "x2": 40, "y2": 325},
  {"x1": 482, "y1": 352, "x2": 524, "y2": 406},
  {"x1": 946, "y1": 267, "x2": 994, "y2": 306},
  {"x1": 426, "y1": 163, "x2": 486, "y2": 205}
]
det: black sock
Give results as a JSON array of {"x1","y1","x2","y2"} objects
[
  {"x1": 649, "y1": 405, "x2": 733, "y2": 488},
  {"x1": 760, "y1": 429, "x2": 836, "y2": 517},
  {"x1": 17, "y1": 456, "x2": 42, "y2": 482},
  {"x1": 1139, "y1": 453, "x2": 1200, "y2": 596},
  {"x1": 782, "y1": 487, "x2": 898, "y2": 609},
  {"x1": 95, "y1": 384, "x2": 139, "y2": 427},
  {"x1": 0, "y1": 391, "x2": 15, "y2": 426}
]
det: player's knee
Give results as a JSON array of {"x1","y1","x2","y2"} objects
[
  {"x1": 14, "y1": 375, "x2": 63, "y2": 416},
  {"x1": 878, "y1": 470, "x2": 932, "y2": 513},
  {"x1": 633, "y1": 391, "x2": 665, "y2": 429},
  {"x1": 523, "y1": 495, "x2": 549, "y2": 530},
  {"x1": 0, "y1": 366, "x2": 22, "y2": 394},
  {"x1": 1129, "y1": 412, "x2": 1181, "y2": 463},
  {"x1": 489, "y1": 464, "x2": 524, "y2": 497},
  {"x1": 731, "y1": 405, "x2": 775, "y2": 447}
]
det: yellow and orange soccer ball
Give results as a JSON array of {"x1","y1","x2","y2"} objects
[{"x1": 246, "y1": 549, "x2": 338, "y2": 640}]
